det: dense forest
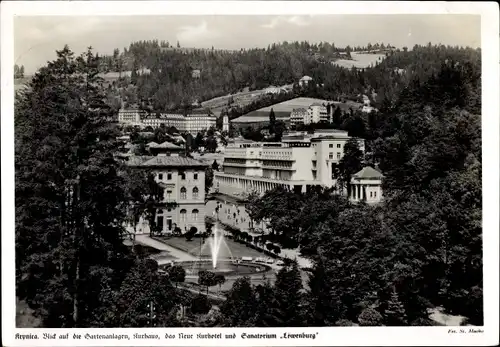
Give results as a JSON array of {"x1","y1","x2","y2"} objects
[
  {"x1": 15, "y1": 41, "x2": 481, "y2": 328},
  {"x1": 100, "y1": 41, "x2": 480, "y2": 114},
  {"x1": 245, "y1": 57, "x2": 482, "y2": 326}
]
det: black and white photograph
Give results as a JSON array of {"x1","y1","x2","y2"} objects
[{"x1": 2, "y1": 1, "x2": 499, "y2": 346}]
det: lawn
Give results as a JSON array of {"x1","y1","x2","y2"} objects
[
  {"x1": 156, "y1": 236, "x2": 268, "y2": 259},
  {"x1": 332, "y1": 52, "x2": 386, "y2": 69}
]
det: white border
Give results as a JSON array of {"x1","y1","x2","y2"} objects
[{"x1": 2, "y1": 2, "x2": 499, "y2": 346}]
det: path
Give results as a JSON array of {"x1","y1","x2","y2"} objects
[
  {"x1": 179, "y1": 284, "x2": 226, "y2": 301},
  {"x1": 135, "y1": 234, "x2": 196, "y2": 261}
]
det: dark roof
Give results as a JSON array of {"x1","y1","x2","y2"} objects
[
  {"x1": 140, "y1": 156, "x2": 208, "y2": 168},
  {"x1": 126, "y1": 156, "x2": 155, "y2": 166},
  {"x1": 353, "y1": 166, "x2": 383, "y2": 179},
  {"x1": 151, "y1": 141, "x2": 183, "y2": 149}
]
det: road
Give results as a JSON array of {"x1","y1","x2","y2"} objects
[{"x1": 135, "y1": 234, "x2": 196, "y2": 261}]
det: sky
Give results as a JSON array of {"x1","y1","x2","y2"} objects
[{"x1": 14, "y1": 15, "x2": 481, "y2": 74}]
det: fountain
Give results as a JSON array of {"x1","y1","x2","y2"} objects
[{"x1": 160, "y1": 224, "x2": 273, "y2": 279}]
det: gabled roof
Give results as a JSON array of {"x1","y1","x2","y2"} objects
[
  {"x1": 140, "y1": 156, "x2": 208, "y2": 168},
  {"x1": 146, "y1": 141, "x2": 159, "y2": 147},
  {"x1": 353, "y1": 166, "x2": 383, "y2": 179},
  {"x1": 150, "y1": 141, "x2": 183, "y2": 149},
  {"x1": 310, "y1": 102, "x2": 324, "y2": 107}
]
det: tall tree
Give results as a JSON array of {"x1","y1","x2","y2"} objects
[
  {"x1": 268, "y1": 108, "x2": 276, "y2": 134},
  {"x1": 15, "y1": 46, "x2": 130, "y2": 327},
  {"x1": 333, "y1": 138, "x2": 364, "y2": 195},
  {"x1": 273, "y1": 260, "x2": 305, "y2": 326}
]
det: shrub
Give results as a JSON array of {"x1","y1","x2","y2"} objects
[
  {"x1": 358, "y1": 308, "x2": 384, "y2": 326},
  {"x1": 191, "y1": 294, "x2": 212, "y2": 314}
]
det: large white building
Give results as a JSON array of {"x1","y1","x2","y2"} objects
[
  {"x1": 289, "y1": 108, "x2": 308, "y2": 126},
  {"x1": 118, "y1": 109, "x2": 216, "y2": 134},
  {"x1": 214, "y1": 130, "x2": 366, "y2": 196},
  {"x1": 290, "y1": 103, "x2": 329, "y2": 126},
  {"x1": 127, "y1": 155, "x2": 208, "y2": 234},
  {"x1": 118, "y1": 108, "x2": 147, "y2": 126}
]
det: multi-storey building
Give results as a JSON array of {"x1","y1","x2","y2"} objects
[
  {"x1": 307, "y1": 103, "x2": 329, "y2": 124},
  {"x1": 183, "y1": 114, "x2": 217, "y2": 134},
  {"x1": 118, "y1": 108, "x2": 147, "y2": 126},
  {"x1": 214, "y1": 130, "x2": 366, "y2": 196},
  {"x1": 128, "y1": 155, "x2": 208, "y2": 234},
  {"x1": 290, "y1": 108, "x2": 308, "y2": 126},
  {"x1": 118, "y1": 110, "x2": 216, "y2": 134},
  {"x1": 290, "y1": 103, "x2": 329, "y2": 125}
]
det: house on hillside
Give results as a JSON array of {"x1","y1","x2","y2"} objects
[
  {"x1": 299, "y1": 75, "x2": 313, "y2": 87},
  {"x1": 192, "y1": 69, "x2": 201, "y2": 79}
]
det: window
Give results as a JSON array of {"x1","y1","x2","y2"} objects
[
  {"x1": 337, "y1": 144, "x2": 341, "y2": 148},
  {"x1": 370, "y1": 191, "x2": 373, "y2": 198},
  {"x1": 180, "y1": 187, "x2": 187, "y2": 199},
  {"x1": 167, "y1": 173, "x2": 172, "y2": 180},
  {"x1": 166, "y1": 190, "x2": 172, "y2": 200},
  {"x1": 329, "y1": 153, "x2": 333, "y2": 159},
  {"x1": 337, "y1": 153, "x2": 341, "y2": 160},
  {"x1": 180, "y1": 172, "x2": 186, "y2": 180},
  {"x1": 329, "y1": 144, "x2": 333, "y2": 148},
  {"x1": 180, "y1": 209, "x2": 187, "y2": 222},
  {"x1": 374, "y1": 191, "x2": 377, "y2": 198},
  {"x1": 192, "y1": 209, "x2": 199, "y2": 221},
  {"x1": 192, "y1": 187, "x2": 199, "y2": 199},
  {"x1": 158, "y1": 173, "x2": 163, "y2": 180},
  {"x1": 194, "y1": 172, "x2": 198, "y2": 180}
]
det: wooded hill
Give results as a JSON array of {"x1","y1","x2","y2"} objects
[{"x1": 100, "y1": 41, "x2": 480, "y2": 114}]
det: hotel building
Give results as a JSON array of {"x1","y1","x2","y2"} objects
[
  {"x1": 128, "y1": 155, "x2": 208, "y2": 234},
  {"x1": 289, "y1": 103, "x2": 330, "y2": 126},
  {"x1": 214, "y1": 130, "x2": 367, "y2": 196},
  {"x1": 118, "y1": 108, "x2": 147, "y2": 126},
  {"x1": 118, "y1": 110, "x2": 216, "y2": 134}
]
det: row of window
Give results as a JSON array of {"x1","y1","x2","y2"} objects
[
  {"x1": 158, "y1": 172, "x2": 199, "y2": 180},
  {"x1": 157, "y1": 208, "x2": 199, "y2": 221},
  {"x1": 164, "y1": 187, "x2": 200, "y2": 200},
  {"x1": 329, "y1": 143, "x2": 342, "y2": 148}
]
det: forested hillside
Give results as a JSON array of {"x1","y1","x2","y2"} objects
[
  {"x1": 100, "y1": 41, "x2": 480, "y2": 113},
  {"x1": 245, "y1": 58, "x2": 482, "y2": 326}
]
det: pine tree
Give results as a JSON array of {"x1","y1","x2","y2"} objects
[
  {"x1": 274, "y1": 259, "x2": 305, "y2": 326},
  {"x1": 15, "y1": 46, "x2": 130, "y2": 327},
  {"x1": 220, "y1": 276, "x2": 257, "y2": 327},
  {"x1": 384, "y1": 288, "x2": 408, "y2": 326},
  {"x1": 251, "y1": 281, "x2": 284, "y2": 326},
  {"x1": 268, "y1": 108, "x2": 276, "y2": 134}
]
